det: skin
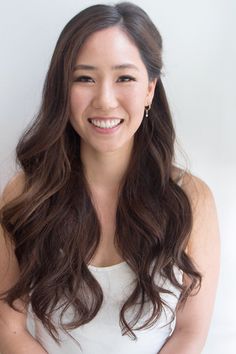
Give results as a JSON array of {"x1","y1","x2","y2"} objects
[
  {"x1": 0, "y1": 173, "x2": 48, "y2": 353},
  {"x1": 71, "y1": 27, "x2": 220, "y2": 354},
  {"x1": 159, "y1": 172, "x2": 220, "y2": 353},
  {"x1": 70, "y1": 26, "x2": 157, "y2": 267},
  {"x1": 70, "y1": 26, "x2": 157, "y2": 191},
  {"x1": 0, "y1": 26, "x2": 220, "y2": 354},
  {"x1": 69, "y1": 26, "x2": 220, "y2": 353}
]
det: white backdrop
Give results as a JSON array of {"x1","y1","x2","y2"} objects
[{"x1": 0, "y1": 0, "x2": 235, "y2": 353}]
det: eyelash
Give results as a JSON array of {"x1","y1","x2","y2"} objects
[
  {"x1": 119, "y1": 75, "x2": 136, "y2": 82},
  {"x1": 73, "y1": 75, "x2": 136, "y2": 83}
]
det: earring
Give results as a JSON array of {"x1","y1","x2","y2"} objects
[{"x1": 145, "y1": 104, "x2": 151, "y2": 118}]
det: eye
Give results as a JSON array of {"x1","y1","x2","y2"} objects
[
  {"x1": 73, "y1": 76, "x2": 94, "y2": 83},
  {"x1": 117, "y1": 75, "x2": 136, "y2": 83}
]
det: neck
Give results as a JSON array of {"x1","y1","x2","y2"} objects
[{"x1": 80, "y1": 141, "x2": 133, "y2": 193}]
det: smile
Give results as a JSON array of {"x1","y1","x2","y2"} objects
[{"x1": 88, "y1": 118, "x2": 124, "y2": 129}]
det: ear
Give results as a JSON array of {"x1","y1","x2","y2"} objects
[{"x1": 146, "y1": 78, "x2": 158, "y2": 105}]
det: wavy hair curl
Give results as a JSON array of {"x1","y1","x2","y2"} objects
[{"x1": 0, "y1": 2, "x2": 201, "y2": 344}]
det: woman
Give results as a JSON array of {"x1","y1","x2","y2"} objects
[{"x1": 0, "y1": 2, "x2": 220, "y2": 354}]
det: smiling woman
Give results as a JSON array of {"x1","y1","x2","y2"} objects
[
  {"x1": 0, "y1": 2, "x2": 220, "y2": 354},
  {"x1": 69, "y1": 26, "x2": 157, "y2": 156}
]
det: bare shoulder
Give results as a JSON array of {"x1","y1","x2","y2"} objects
[
  {"x1": 172, "y1": 166, "x2": 215, "y2": 212},
  {"x1": 180, "y1": 171, "x2": 220, "y2": 271},
  {"x1": 172, "y1": 167, "x2": 220, "y2": 258},
  {"x1": 169, "y1": 170, "x2": 220, "y2": 342},
  {"x1": 0, "y1": 169, "x2": 26, "y2": 255},
  {"x1": 0, "y1": 170, "x2": 25, "y2": 278},
  {"x1": 181, "y1": 171, "x2": 214, "y2": 205},
  {"x1": 1, "y1": 171, "x2": 26, "y2": 208},
  {"x1": 180, "y1": 171, "x2": 218, "y2": 225},
  {"x1": 0, "y1": 171, "x2": 28, "y2": 332}
]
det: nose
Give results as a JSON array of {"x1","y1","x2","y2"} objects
[{"x1": 92, "y1": 81, "x2": 118, "y2": 111}]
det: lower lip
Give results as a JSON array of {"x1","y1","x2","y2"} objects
[{"x1": 89, "y1": 121, "x2": 123, "y2": 134}]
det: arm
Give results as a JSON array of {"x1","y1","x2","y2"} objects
[
  {"x1": 159, "y1": 174, "x2": 220, "y2": 354},
  {"x1": 0, "y1": 174, "x2": 48, "y2": 354}
]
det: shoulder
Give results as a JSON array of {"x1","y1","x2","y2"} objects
[
  {"x1": 1, "y1": 171, "x2": 26, "y2": 208},
  {"x1": 0, "y1": 170, "x2": 26, "y2": 249},
  {"x1": 171, "y1": 170, "x2": 220, "y2": 339},
  {"x1": 0, "y1": 171, "x2": 28, "y2": 332},
  {"x1": 172, "y1": 166, "x2": 214, "y2": 210},
  {"x1": 182, "y1": 172, "x2": 220, "y2": 273},
  {"x1": 180, "y1": 170, "x2": 217, "y2": 222},
  {"x1": 172, "y1": 166, "x2": 220, "y2": 258}
]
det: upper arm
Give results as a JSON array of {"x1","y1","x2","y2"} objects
[
  {"x1": 174, "y1": 173, "x2": 220, "y2": 339},
  {"x1": 0, "y1": 172, "x2": 28, "y2": 332}
]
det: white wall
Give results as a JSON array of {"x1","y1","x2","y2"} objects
[{"x1": 0, "y1": 0, "x2": 235, "y2": 353}]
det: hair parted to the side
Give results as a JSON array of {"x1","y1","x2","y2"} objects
[{"x1": 0, "y1": 2, "x2": 201, "y2": 345}]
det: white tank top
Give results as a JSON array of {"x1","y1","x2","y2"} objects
[
  {"x1": 27, "y1": 174, "x2": 185, "y2": 354},
  {"x1": 27, "y1": 262, "x2": 183, "y2": 354}
]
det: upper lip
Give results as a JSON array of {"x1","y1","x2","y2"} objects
[{"x1": 88, "y1": 116, "x2": 124, "y2": 121}]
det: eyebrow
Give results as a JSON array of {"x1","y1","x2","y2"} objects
[{"x1": 73, "y1": 63, "x2": 139, "y2": 71}]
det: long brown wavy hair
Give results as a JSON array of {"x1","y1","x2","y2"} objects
[{"x1": 0, "y1": 2, "x2": 201, "y2": 344}]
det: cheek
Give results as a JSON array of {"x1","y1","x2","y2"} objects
[
  {"x1": 123, "y1": 84, "x2": 147, "y2": 104},
  {"x1": 123, "y1": 87, "x2": 147, "y2": 119},
  {"x1": 69, "y1": 90, "x2": 87, "y2": 136},
  {"x1": 70, "y1": 88, "x2": 91, "y2": 116}
]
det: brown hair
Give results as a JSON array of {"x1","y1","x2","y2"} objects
[{"x1": 0, "y1": 2, "x2": 201, "y2": 344}]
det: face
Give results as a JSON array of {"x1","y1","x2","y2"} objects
[{"x1": 70, "y1": 26, "x2": 157, "y2": 155}]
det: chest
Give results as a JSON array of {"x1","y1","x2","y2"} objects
[{"x1": 89, "y1": 191, "x2": 123, "y2": 267}]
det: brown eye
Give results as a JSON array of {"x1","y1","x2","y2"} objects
[
  {"x1": 74, "y1": 76, "x2": 94, "y2": 83},
  {"x1": 117, "y1": 75, "x2": 136, "y2": 82}
]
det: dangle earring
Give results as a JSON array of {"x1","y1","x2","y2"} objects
[{"x1": 145, "y1": 104, "x2": 151, "y2": 118}]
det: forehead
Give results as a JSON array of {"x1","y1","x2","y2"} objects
[{"x1": 75, "y1": 26, "x2": 146, "y2": 69}]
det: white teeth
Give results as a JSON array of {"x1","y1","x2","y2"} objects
[{"x1": 90, "y1": 119, "x2": 122, "y2": 128}]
